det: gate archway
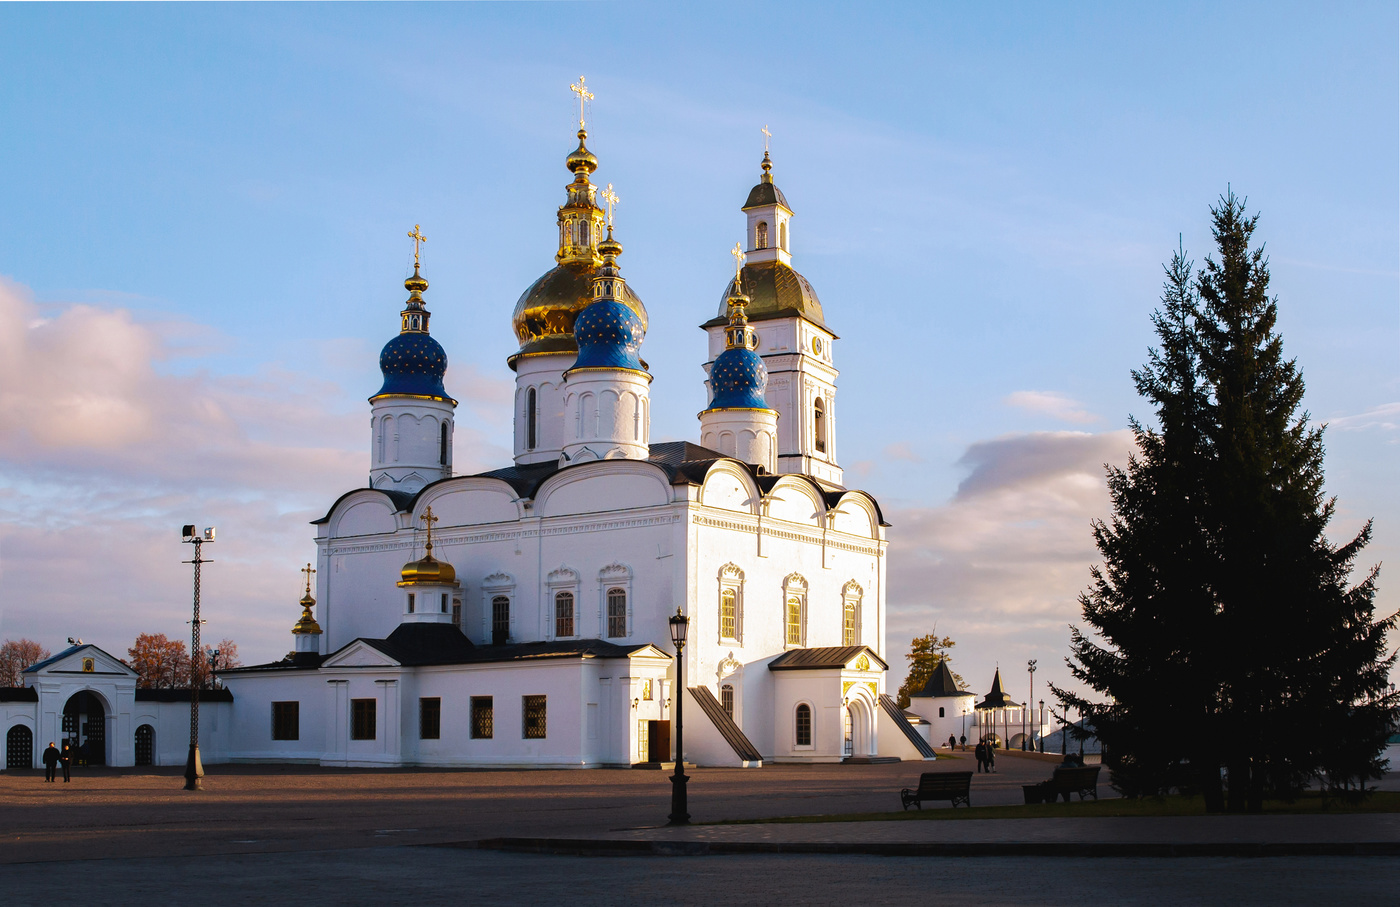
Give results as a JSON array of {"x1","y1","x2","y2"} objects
[{"x1": 62, "y1": 691, "x2": 108, "y2": 766}]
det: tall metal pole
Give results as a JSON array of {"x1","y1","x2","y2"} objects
[
  {"x1": 183, "y1": 531, "x2": 208, "y2": 791},
  {"x1": 1026, "y1": 659, "x2": 1036, "y2": 751}
]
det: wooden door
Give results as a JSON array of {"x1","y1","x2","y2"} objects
[{"x1": 648, "y1": 720, "x2": 671, "y2": 763}]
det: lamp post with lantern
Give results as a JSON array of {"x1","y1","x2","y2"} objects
[
  {"x1": 1025, "y1": 659, "x2": 1037, "y2": 751},
  {"x1": 181, "y1": 524, "x2": 215, "y2": 791},
  {"x1": 667, "y1": 607, "x2": 690, "y2": 825}
]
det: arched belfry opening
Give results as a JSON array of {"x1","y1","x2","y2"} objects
[{"x1": 814, "y1": 397, "x2": 826, "y2": 453}]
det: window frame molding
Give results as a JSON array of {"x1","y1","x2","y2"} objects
[
  {"x1": 598, "y1": 563, "x2": 633, "y2": 639},
  {"x1": 717, "y1": 563, "x2": 745, "y2": 645},
  {"x1": 793, "y1": 701, "x2": 814, "y2": 750},
  {"x1": 482, "y1": 571, "x2": 515, "y2": 644},
  {"x1": 841, "y1": 580, "x2": 864, "y2": 647},
  {"x1": 783, "y1": 573, "x2": 808, "y2": 649},
  {"x1": 546, "y1": 566, "x2": 580, "y2": 640}
]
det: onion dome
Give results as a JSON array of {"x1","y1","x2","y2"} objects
[
  {"x1": 372, "y1": 265, "x2": 455, "y2": 403},
  {"x1": 292, "y1": 569, "x2": 321, "y2": 636},
  {"x1": 568, "y1": 230, "x2": 647, "y2": 374},
  {"x1": 704, "y1": 284, "x2": 773, "y2": 413},
  {"x1": 510, "y1": 129, "x2": 646, "y2": 365},
  {"x1": 397, "y1": 507, "x2": 458, "y2": 587}
]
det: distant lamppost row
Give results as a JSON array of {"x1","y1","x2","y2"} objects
[
  {"x1": 180, "y1": 524, "x2": 215, "y2": 791},
  {"x1": 667, "y1": 607, "x2": 690, "y2": 825},
  {"x1": 1025, "y1": 659, "x2": 1037, "y2": 751}
]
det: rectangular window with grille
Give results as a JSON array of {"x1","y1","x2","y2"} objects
[
  {"x1": 272, "y1": 701, "x2": 299, "y2": 740},
  {"x1": 419, "y1": 697, "x2": 441, "y2": 740},
  {"x1": 351, "y1": 698, "x2": 376, "y2": 740},
  {"x1": 523, "y1": 695, "x2": 547, "y2": 739},
  {"x1": 471, "y1": 696, "x2": 494, "y2": 739},
  {"x1": 720, "y1": 684, "x2": 734, "y2": 719},
  {"x1": 492, "y1": 596, "x2": 510, "y2": 644},
  {"x1": 607, "y1": 587, "x2": 627, "y2": 638},
  {"x1": 555, "y1": 592, "x2": 574, "y2": 638}
]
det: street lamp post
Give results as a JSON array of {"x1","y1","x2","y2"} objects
[
  {"x1": 667, "y1": 607, "x2": 690, "y2": 825},
  {"x1": 1025, "y1": 660, "x2": 1036, "y2": 751},
  {"x1": 181, "y1": 524, "x2": 214, "y2": 791},
  {"x1": 1038, "y1": 699, "x2": 1045, "y2": 753}
]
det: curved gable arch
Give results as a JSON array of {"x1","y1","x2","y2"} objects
[
  {"x1": 699, "y1": 461, "x2": 761, "y2": 515},
  {"x1": 829, "y1": 492, "x2": 881, "y2": 540},
  {"x1": 535, "y1": 460, "x2": 672, "y2": 518},
  {"x1": 327, "y1": 490, "x2": 401, "y2": 539},
  {"x1": 414, "y1": 477, "x2": 525, "y2": 527},
  {"x1": 764, "y1": 477, "x2": 825, "y2": 527}
]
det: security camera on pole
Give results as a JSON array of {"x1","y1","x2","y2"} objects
[{"x1": 181, "y1": 524, "x2": 215, "y2": 791}]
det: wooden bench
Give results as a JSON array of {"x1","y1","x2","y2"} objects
[
  {"x1": 900, "y1": 771, "x2": 973, "y2": 810},
  {"x1": 1042, "y1": 765, "x2": 1101, "y2": 802}
]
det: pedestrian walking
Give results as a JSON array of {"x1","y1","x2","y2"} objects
[
  {"x1": 42, "y1": 742, "x2": 59, "y2": 782},
  {"x1": 987, "y1": 741, "x2": 997, "y2": 772},
  {"x1": 948, "y1": 735, "x2": 957, "y2": 750},
  {"x1": 959, "y1": 734, "x2": 966, "y2": 751},
  {"x1": 60, "y1": 742, "x2": 72, "y2": 782},
  {"x1": 974, "y1": 740, "x2": 986, "y2": 773}
]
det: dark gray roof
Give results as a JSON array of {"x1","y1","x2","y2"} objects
[
  {"x1": 134, "y1": 688, "x2": 234, "y2": 703},
  {"x1": 879, "y1": 693, "x2": 937, "y2": 757},
  {"x1": 223, "y1": 651, "x2": 327, "y2": 674},
  {"x1": 913, "y1": 659, "x2": 969, "y2": 698},
  {"x1": 976, "y1": 668, "x2": 1016, "y2": 710},
  {"x1": 743, "y1": 179, "x2": 790, "y2": 211},
  {"x1": 690, "y1": 686, "x2": 763, "y2": 763},
  {"x1": 0, "y1": 687, "x2": 38, "y2": 702},
  {"x1": 768, "y1": 645, "x2": 889, "y2": 671},
  {"x1": 22, "y1": 645, "x2": 84, "y2": 673}
]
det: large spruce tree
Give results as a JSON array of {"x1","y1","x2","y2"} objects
[{"x1": 1060, "y1": 193, "x2": 1395, "y2": 811}]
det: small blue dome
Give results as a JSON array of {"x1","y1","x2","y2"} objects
[
  {"x1": 707, "y1": 346, "x2": 770, "y2": 410},
  {"x1": 571, "y1": 298, "x2": 646, "y2": 372},
  {"x1": 373, "y1": 332, "x2": 452, "y2": 400}
]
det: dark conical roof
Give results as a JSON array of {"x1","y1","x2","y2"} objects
[
  {"x1": 915, "y1": 659, "x2": 968, "y2": 698},
  {"x1": 976, "y1": 668, "x2": 1015, "y2": 710}
]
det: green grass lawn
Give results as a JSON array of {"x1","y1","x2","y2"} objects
[{"x1": 707, "y1": 790, "x2": 1400, "y2": 825}]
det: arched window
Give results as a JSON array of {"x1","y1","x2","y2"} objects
[
  {"x1": 786, "y1": 595, "x2": 803, "y2": 647},
  {"x1": 7, "y1": 725, "x2": 34, "y2": 770},
  {"x1": 720, "y1": 589, "x2": 737, "y2": 640},
  {"x1": 491, "y1": 595, "x2": 510, "y2": 645},
  {"x1": 780, "y1": 221, "x2": 788, "y2": 251},
  {"x1": 842, "y1": 582, "x2": 862, "y2": 647},
  {"x1": 813, "y1": 397, "x2": 827, "y2": 453},
  {"x1": 939, "y1": 707, "x2": 946, "y2": 718},
  {"x1": 554, "y1": 591, "x2": 575, "y2": 638},
  {"x1": 756, "y1": 221, "x2": 769, "y2": 249},
  {"x1": 843, "y1": 708, "x2": 853, "y2": 757},
  {"x1": 795, "y1": 704, "x2": 812, "y2": 746},
  {"x1": 407, "y1": 593, "x2": 415, "y2": 614},
  {"x1": 580, "y1": 220, "x2": 591, "y2": 246},
  {"x1": 526, "y1": 388, "x2": 538, "y2": 450},
  {"x1": 439, "y1": 421, "x2": 448, "y2": 466},
  {"x1": 721, "y1": 684, "x2": 735, "y2": 719},
  {"x1": 607, "y1": 587, "x2": 627, "y2": 638}
]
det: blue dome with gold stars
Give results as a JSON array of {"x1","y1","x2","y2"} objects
[
  {"x1": 571, "y1": 298, "x2": 646, "y2": 372},
  {"x1": 374, "y1": 331, "x2": 451, "y2": 400},
  {"x1": 707, "y1": 346, "x2": 769, "y2": 410}
]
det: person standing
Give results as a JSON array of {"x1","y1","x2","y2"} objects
[
  {"x1": 987, "y1": 741, "x2": 997, "y2": 773},
  {"x1": 948, "y1": 735, "x2": 957, "y2": 750},
  {"x1": 959, "y1": 734, "x2": 966, "y2": 752},
  {"x1": 60, "y1": 742, "x2": 73, "y2": 783},
  {"x1": 974, "y1": 740, "x2": 986, "y2": 773},
  {"x1": 42, "y1": 742, "x2": 59, "y2": 782}
]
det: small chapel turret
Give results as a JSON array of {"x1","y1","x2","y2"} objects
[
  {"x1": 368, "y1": 225, "x2": 456, "y2": 494},
  {"x1": 396, "y1": 507, "x2": 458, "y2": 626},
  {"x1": 699, "y1": 243, "x2": 778, "y2": 471},
  {"x1": 291, "y1": 563, "x2": 322, "y2": 657}
]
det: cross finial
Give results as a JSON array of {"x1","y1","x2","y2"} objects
[
  {"x1": 570, "y1": 75, "x2": 594, "y2": 128},
  {"x1": 602, "y1": 183, "x2": 619, "y2": 231},
  {"x1": 407, "y1": 224, "x2": 427, "y2": 269},
  {"x1": 761, "y1": 124, "x2": 772, "y2": 153},
  {"x1": 301, "y1": 562, "x2": 316, "y2": 596},
  {"x1": 731, "y1": 241, "x2": 746, "y2": 284},
  {"x1": 420, "y1": 505, "x2": 440, "y2": 555}
]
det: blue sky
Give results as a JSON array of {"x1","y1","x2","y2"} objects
[{"x1": 1, "y1": 2, "x2": 1396, "y2": 698}]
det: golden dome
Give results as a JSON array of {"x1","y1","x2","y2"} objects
[
  {"x1": 292, "y1": 592, "x2": 321, "y2": 635},
  {"x1": 705, "y1": 260, "x2": 827, "y2": 330},
  {"x1": 397, "y1": 553, "x2": 458, "y2": 587},
  {"x1": 510, "y1": 261, "x2": 646, "y2": 361}
]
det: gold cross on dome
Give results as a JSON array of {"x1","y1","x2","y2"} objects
[
  {"x1": 602, "y1": 183, "x2": 619, "y2": 230},
  {"x1": 407, "y1": 224, "x2": 427, "y2": 268},
  {"x1": 761, "y1": 124, "x2": 772, "y2": 152},
  {"x1": 731, "y1": 241, "x2": 746, "y2": 283},
  {"x1": 570, "y1": 75, "x2": 594, "y2": 128},
  {"x1": 420, "y1": 505, "x2": 439, "y2": 553},
  {"x1": 301, "y1": 562, "x2": 316, "y2": 595}
]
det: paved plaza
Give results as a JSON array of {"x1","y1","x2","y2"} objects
[{"x1": 3, "y1": 752, "x2": 1397, "y2": 904}]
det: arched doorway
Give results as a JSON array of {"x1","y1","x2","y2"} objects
[
  {"x1": 135, "y1": 724, "x2": 154, "y2": 766},
  {"x1": 845, "y1": 695, "x2": 875, "y2": 758},
  {"x1": 62, "y1": 691, "x2": 107, "y2": 766},
  {"x1": 6, "y1": 725, "x2": 33, "y2": 770}
]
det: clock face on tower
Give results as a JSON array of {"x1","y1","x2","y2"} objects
[{"x1": 811, "y1": 336, "x2": 823, "y2": 357}]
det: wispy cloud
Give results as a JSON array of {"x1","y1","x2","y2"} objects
[
  {"x1": 1326, "y1": 402, "x2": 1400, "y2": 433},
  {"x1": 883, "y1": 440, "x2": 921, "y2": 462},
  {"x1": 1004, "y1": 390, "x2": 1099, "y2": 425},
  {"x1": 0, "y1": 278, "x2": 511, "y2": 662},
  {"x1": 883, "y1": 429, "x2": 1135, "y2": 696}
]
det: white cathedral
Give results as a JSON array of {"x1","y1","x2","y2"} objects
[{"x1": 3, "y1": 115, "x2": 947, "y2": 771}]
